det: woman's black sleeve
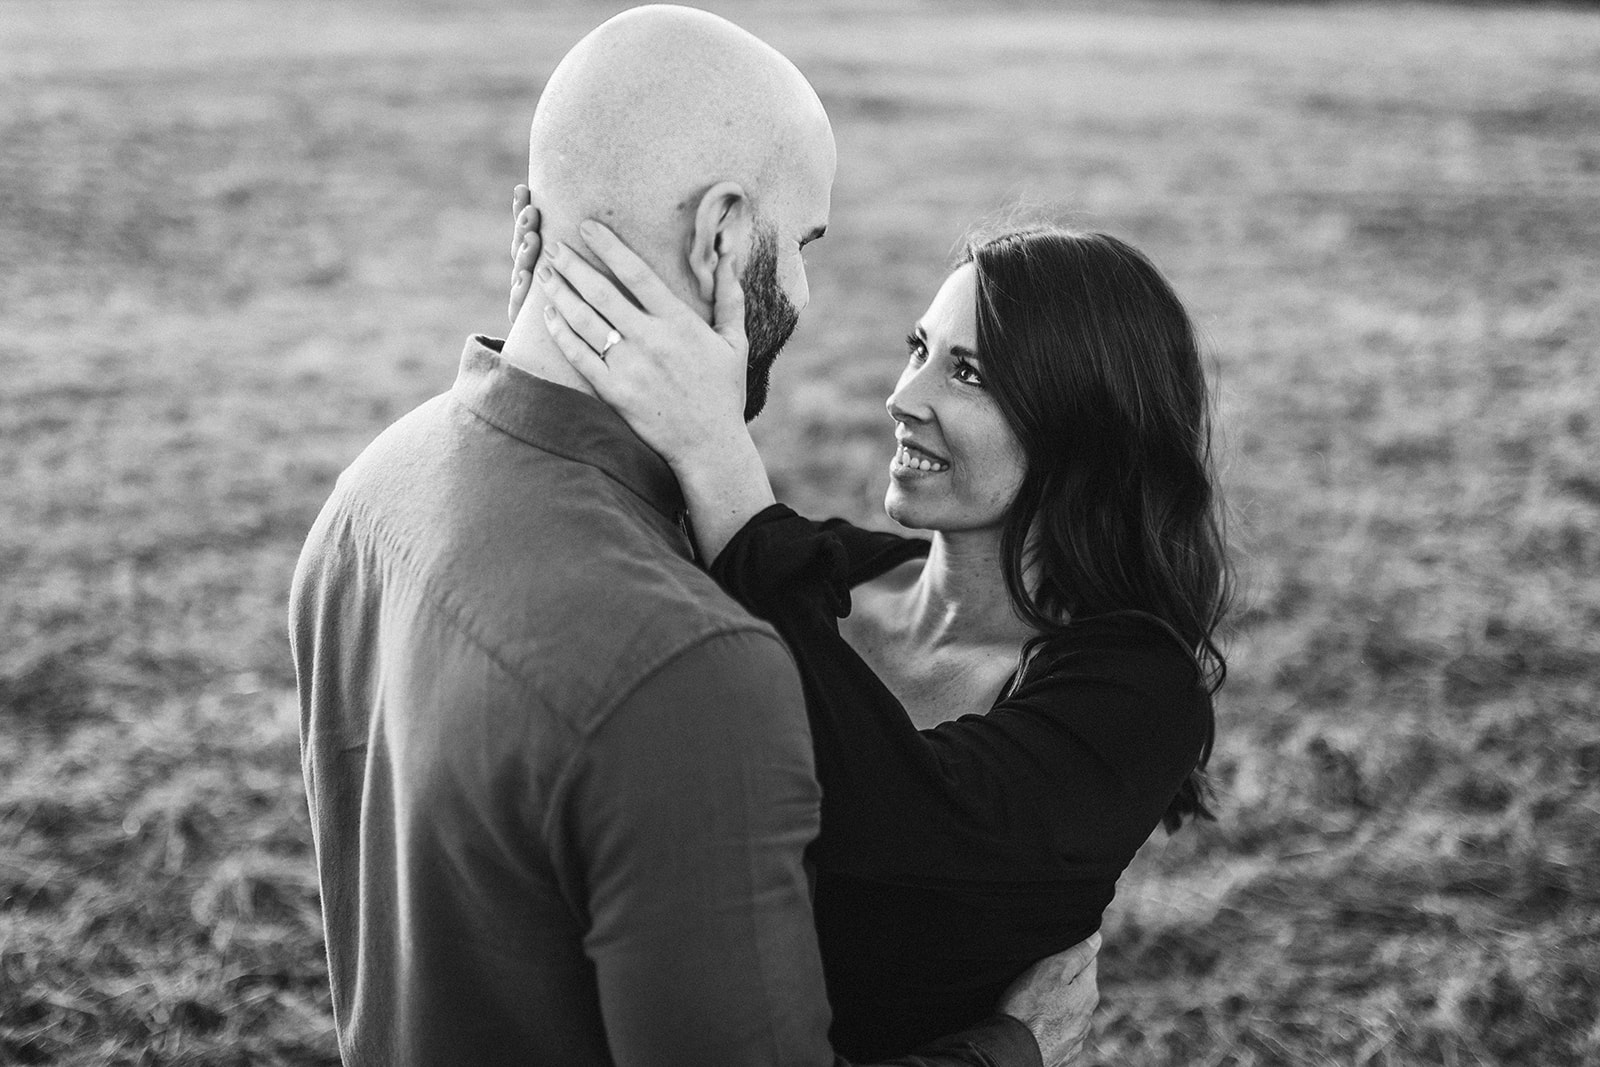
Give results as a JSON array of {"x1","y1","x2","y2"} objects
[{"x1": 707, "y1": 503, "x2": 865, "y2": 624}]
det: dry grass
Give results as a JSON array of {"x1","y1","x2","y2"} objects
[{"x1": 2, "y1": 1, "x2": 1598, "y2": 1063}]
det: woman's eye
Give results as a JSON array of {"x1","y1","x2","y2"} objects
[
  {"x1": 953, "y1": 360, "x2": 985, "y2": 387},
  {"x1": 905, "y1": 334, "x2": 927, "y2": 363}
]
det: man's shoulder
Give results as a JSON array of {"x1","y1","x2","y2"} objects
[
  {"x1": 533, "y1": 555, "x2": 786, "y2": 734},
  {"x1": 300, "y1": 401, "x2": 779, "y2": 735}
]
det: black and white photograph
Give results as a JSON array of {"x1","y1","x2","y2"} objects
[{"x1": 2, "y1": 1, "x2": 1597, "y2": 1064}]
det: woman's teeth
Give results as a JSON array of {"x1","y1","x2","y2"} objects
[{"x1": 896, "y1": 444, "x2": 950, "y2": 472}]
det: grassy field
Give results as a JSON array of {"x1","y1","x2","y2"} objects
[{"x1": 3, "y1": 1, "x2": 1598, "y2": 1063}]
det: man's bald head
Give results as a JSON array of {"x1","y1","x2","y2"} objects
[{"x1": 527, "y1": 5, "x2": 834, "y2": 311}]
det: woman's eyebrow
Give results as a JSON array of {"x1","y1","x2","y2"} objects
[{"x1": 911, "y1": 324, "x2": 977, "y2": 360}]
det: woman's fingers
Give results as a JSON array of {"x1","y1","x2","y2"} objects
[
  {"x1": 510, "y1": 185, "x2": 532, "y2": 262},
  {"x1": 509, "y1": 265, "x2": 535, "y2": 326},
  {"x1": 576, "y1": 220, "x2": 682, "y2": 318},
  {"x1": 545, "y1": 240, "x2": 648, "y2": 336},
  {"x1": 536, "y1": 260, "x2": 621, "y2": 354},
  {"x1": 711, "y1": 241, "x2": 748, "y2": 352},
  {"x1": 540, "y1": 304, "x2": 612, "y2": 393},
  {"x1": 509, "y1": 187, "x2": 541, "y2": 324},
  {"x1": 509, "y1": 227, "x2": 539, "y2": 324},
  {"x1": 514, "y1": 220, "x2": 539, "y2": 271}
]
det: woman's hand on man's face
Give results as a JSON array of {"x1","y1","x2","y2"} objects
[{"x1": 533, "y1": 218, "x2": 750, "y2": 472}]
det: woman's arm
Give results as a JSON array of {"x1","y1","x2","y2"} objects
[{"x1": 509, "y1": 204, "x2": 775, "y2": 562}]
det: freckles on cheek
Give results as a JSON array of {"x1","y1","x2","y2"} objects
[{"x1": 984, "y1": 475, "x2": 1020, "y2": 514}]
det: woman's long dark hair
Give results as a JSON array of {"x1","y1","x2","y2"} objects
[{"x1": 963, "y1": 228, "x2": 1232, "y2": 832}]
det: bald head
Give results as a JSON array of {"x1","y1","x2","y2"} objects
[{"x1": 527, "y1": 5, "x2": 835, "y2": 309}]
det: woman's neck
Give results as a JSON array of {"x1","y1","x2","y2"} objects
[{"x1": 899, "y1": 527, "x2": 1033, "y2": 652}]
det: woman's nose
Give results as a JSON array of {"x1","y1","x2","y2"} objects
[
  {"x1": 885, "y1": 388, "x2": 911, "y2": 424},
  {"x1": 886, "y1": 368, "x2": 932, "y2": 424}
]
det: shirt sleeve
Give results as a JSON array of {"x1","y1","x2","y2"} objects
[
  {"x1": 563, "y1": 628, "x2": 1043, "y2": 1067},
  {"x1": 708, "y1": 504, "x2": 936, "y2": 625}
]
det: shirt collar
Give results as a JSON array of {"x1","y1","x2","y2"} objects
[{"x1": 452, "y1": 335, "x2": 686, "y2": 519}]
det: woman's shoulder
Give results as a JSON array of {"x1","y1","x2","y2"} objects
[
  {"x1": 980, "y1": 617, "x2": 1213, "y2": 788},
  {"x1": 1013, "y1": 615, "x2": 1211, "y2": 721},
  {"x1": 1030, "y1": 612, "x2": 1196, "y2": 665}
]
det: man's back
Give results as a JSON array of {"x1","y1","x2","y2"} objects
[{"x1": 290, "y1": 338, "x2": 833, "y2": 1065}]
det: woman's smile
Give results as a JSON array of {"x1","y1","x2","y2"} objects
[{"x1": 891, "y1": 439, "x2": 951, "y2": 476}]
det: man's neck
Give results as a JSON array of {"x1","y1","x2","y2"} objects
[{"x1": 500, "y1": 306, "x2": 602, "y2": 398}]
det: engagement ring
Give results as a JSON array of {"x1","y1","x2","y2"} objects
[{"x1": 601, "y1": 329, "x2": 622, "y2": 357}]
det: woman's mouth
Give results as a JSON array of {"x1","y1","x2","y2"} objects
[{"x1": 892, "y1": 442, "x2": 950, "y2": 475}]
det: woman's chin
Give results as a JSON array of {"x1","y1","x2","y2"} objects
[{"x1": 883, "y1": 490, "x2": 931, "y2": 531}]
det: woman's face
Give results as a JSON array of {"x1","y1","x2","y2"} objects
[{"x1": 884, "y1": 264, "x2": 1027, "y2": 533}]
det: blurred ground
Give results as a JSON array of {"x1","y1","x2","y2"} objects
[{"x1": 2, "y1": 1, "x2": 1598, "y2": 1064}]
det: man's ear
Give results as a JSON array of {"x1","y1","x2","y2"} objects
[{"x1": 688, "y1": 181, "x2": 752, "y2": 307}]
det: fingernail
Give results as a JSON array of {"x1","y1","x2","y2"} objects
[
  {"x1": 550, "y1": 241, "x2": 569, "y2": 261},
  {"x1": 518, "y1": 206, "x2": 533, "y2": 225},
  {"x1": 579, "y1": 219, "x2": 601, "y2": 238},
  {"x1": 536, "y1": 263, "x2": 552, "y2": 281},
  {"x1": 542, "y1": 304, "x2": 557, "y2": 322},
  {"x1": 516, "y1": 269, "x2": 531, "y2": 286}
]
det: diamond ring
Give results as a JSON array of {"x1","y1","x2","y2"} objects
[{"x1": 600, "y1": 329, "x2": 622, "y2": 357}]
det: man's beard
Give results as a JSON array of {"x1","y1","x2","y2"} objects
[{"x1": 739, "y1": 229, "x2": 799, "y2": 422}]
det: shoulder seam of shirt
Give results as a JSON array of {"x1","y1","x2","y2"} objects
[
  {"x1": 584, "y1": 624, "x2": 797, "y2": 741},
  {"x1": 537, "y1": 625, "x2": 801, "y2": 847},
  {"x1": 330, "y1": 491, "x2": 561, "y2": 724},
  {"x1": 331, "y1": 486, "x2": 785, "y2": 736}
]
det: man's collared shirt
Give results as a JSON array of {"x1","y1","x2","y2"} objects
[{"x1": 292, "y1": 337, "x2": 833, "y2": 1065}]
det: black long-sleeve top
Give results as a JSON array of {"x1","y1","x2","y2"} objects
[{"x1": 710, "y1": 505, "x2": 1213, "y2": 1060}]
